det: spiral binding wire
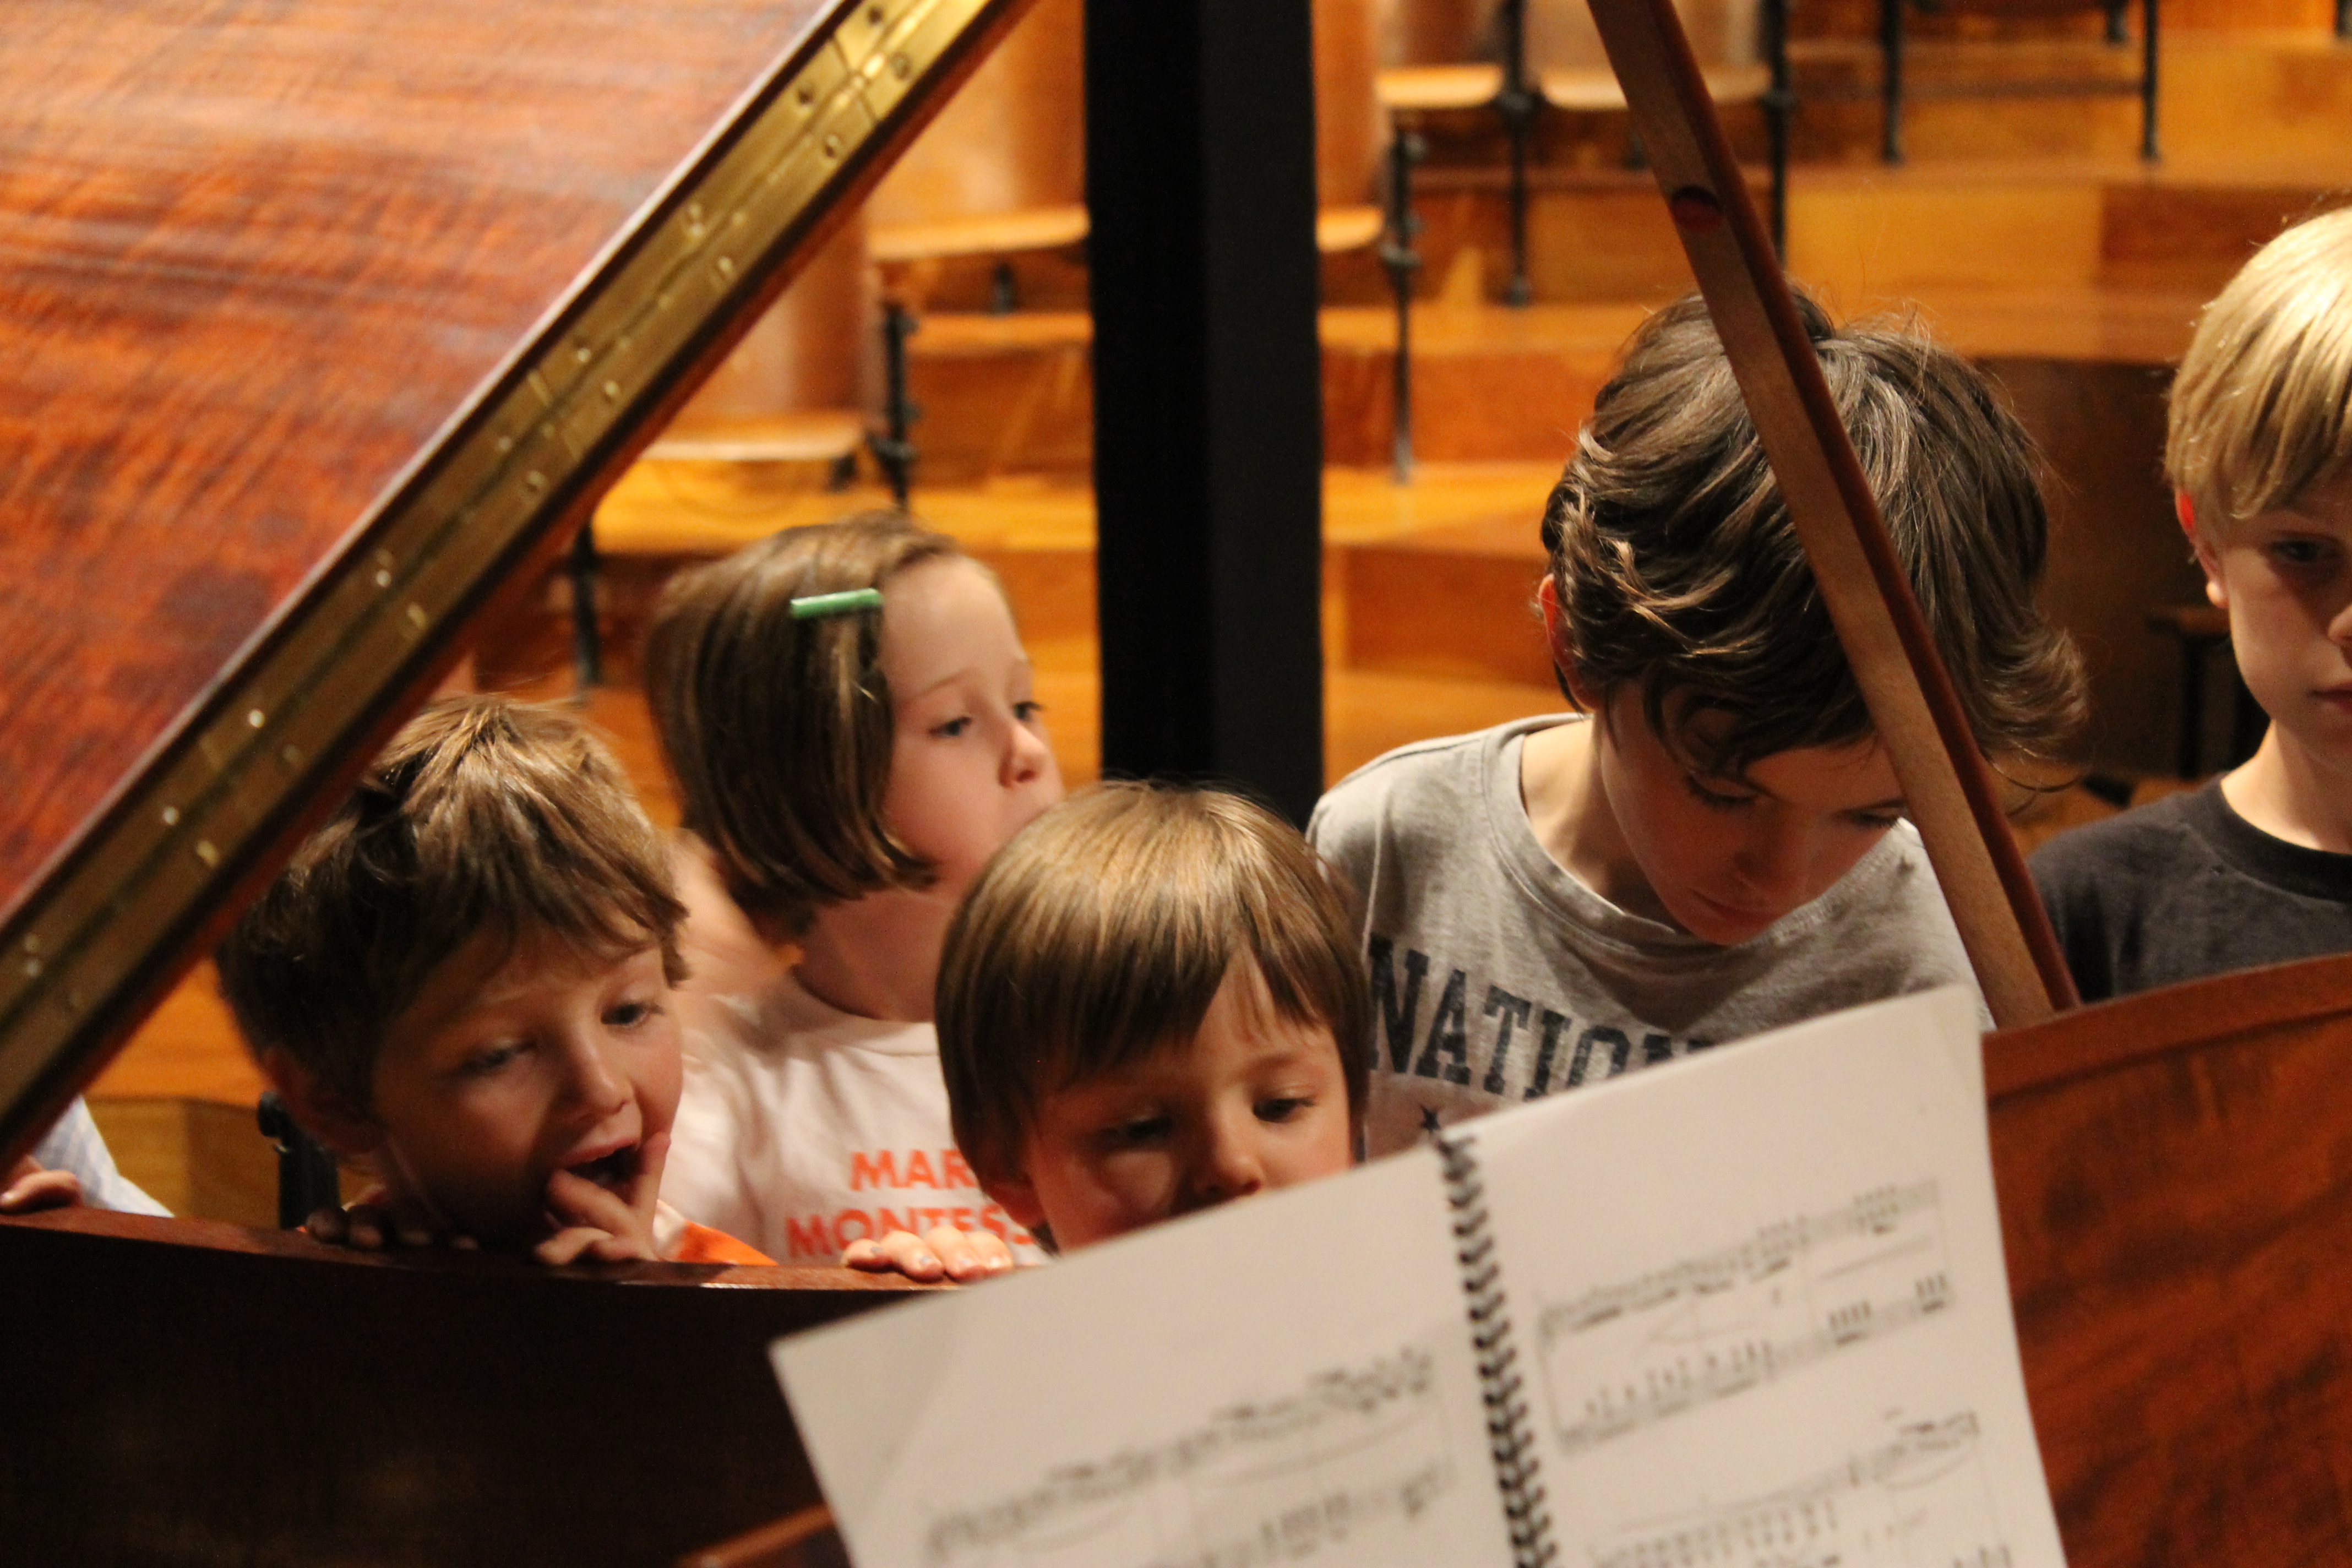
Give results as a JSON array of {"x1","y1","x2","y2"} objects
[{"x1": 1437, "y1": 1126, "x2": 1557, "y2": 1567}]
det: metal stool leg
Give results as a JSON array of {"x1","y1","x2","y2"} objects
[
  {"x1": 1764, "y1": 0, "x2": 1792, "y2": 260},
  {"x1": 1881, "y1": 0, "x2": 1906, "y2": 165},
  {"x1": 872, "y1": 301, "x2": 919, "y2": 510},
  {"x1": 1379, "y1": 122, "x2": 1424, "y2": 485},
  {"x1": 259, "y1": 1091, "x2": 342, "y2": 1231},
  {"x1": 1496, "y1": 0, "x2": 1536, "y2": 307},
  {"x1": 567, "y1": 517, "x2": 601, "y2": 693}
]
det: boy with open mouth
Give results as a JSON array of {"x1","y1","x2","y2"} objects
[{"x1": 218, "y1": 694, "x2": 769, "y2": 1267}]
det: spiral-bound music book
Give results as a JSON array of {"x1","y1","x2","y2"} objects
[{"x1": 773, "y1": 986, "x2": 2066, "y2": 1567}]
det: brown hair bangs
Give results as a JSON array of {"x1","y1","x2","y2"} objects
[
  {"x1": 641, "y1": 513, "x2": 963, "y2": 933},
  {"x1": 216, "y1": 695, "x2": 685, "y2": 1109},
  {"x1": 937, "y1": 782, "x2": 1371, "y2": 1186},
  {"x1": 1542, "y1": 292, "x2": 2084, "y2": 779}
]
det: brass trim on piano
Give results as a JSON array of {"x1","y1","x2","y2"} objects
[{"x1": 0, "y1": 0, "x2": 1001, "y2": 1128}]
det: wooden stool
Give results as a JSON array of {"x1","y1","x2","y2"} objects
[
  {"x1": 1877, "y1": 0, "x2": 2158, "y2": 165},
  {"x1": 2148, "y1": 603, "x2": 2264, "y2": 778},
  {"x1": 570, "y1": 412, "x2": 868, "y2": 687},
  {"x1": 869, "y1": 205, "x2": 1091, "y2": 504}
]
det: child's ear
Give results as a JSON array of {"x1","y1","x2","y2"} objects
[
  {"x1": 260, "y1": 1047, "x2": 383, "y2": 1161},
  {"x1": 2177, "y1": 489, "x2": 2230, "y2": 611},
  {"x1": 1536, "y1": 576, "x2": 1598, "y2": 711}
]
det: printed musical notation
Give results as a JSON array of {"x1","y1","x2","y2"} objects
[
  {"x1": 1539, "y1": 1182, "x2": 1951, "y2": 1451},
  {"x1": 920, "y1": 1345, "x2": 1457, "y2": 1568},
  {"x1": 1583, "y1": 1412, "x2": 2016, "y2": 1568}
]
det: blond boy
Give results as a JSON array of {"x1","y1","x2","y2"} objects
[
  {"x1": 217, "y1": 695, "x2": 769, "y2": 1266},
  {"x1": 2034, "y1": 208, "x2": 2352, "y2": 1000}
]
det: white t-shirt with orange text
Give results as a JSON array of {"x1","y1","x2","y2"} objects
[{"x1": 662, "y1": 970, "x2": 1044, "y2": 1266}]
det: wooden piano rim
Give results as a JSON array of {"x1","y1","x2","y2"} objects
[
  {"x1": 1985, "y1": 948, "x2": 2352, "y2": 1103},
  {"x1": 0, "y1": 1202, "x2": 934, "y2": 1291}
]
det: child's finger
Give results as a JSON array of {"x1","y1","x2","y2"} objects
[
  {"x1": 625, "y1": 1129, "x2": 670, "y2": 1226},
  {"x1": 341, "y1": 1203, "x2": 393, "y2": 1250},
  {"x1": 846, "y1": 1229, "x2": 946, "y2": 1281},
  {"x1": 535, "y1": 1226, "x2": 606, "y2": 1267},
  {"x1": 545, "y1": 1167, "x2": 638, "y2": 1235},
  {"x1": 0, "y1": 1164, "x2": 83, "y2": 1213},
  {"x1": 923, "y1": 1224, "x2": 1014, "y2": 1281}
]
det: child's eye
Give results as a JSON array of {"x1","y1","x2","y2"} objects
[
  {"x1": 1255, "y1": 1096, "x2": 1313, "y2": 1124},
  {"x1": 1681, "y1": 773, "x2": 1755, "y2": 813},
  {"x1": 1013, "y1": 699, "x2": 1045, "y2": 725},
  {"x1": 1845, "y1": 809, "x2": 1904, "y2": 831},
  {"x1": 930, "y1": 715, "x2": 973, "y2": 739},
  {"x1": 1098, "y1": 1113, "x2": 1170, "y2": 1150},
  {"x1": 461, "y1": 1042, "x2": 526, "y2": 1077},
  {"x1": 2268, "y1": 537, "x2": 2339, "y2": 570},
  {"x1": 606, "y1": 998, "x2": 661, "y2": 1030}
]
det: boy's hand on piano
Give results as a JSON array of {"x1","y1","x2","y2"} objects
[
  {"x1": 303, "y1": 1184, "x2": 478, "y2": 1252},
  {"x1": 843, "y1": 1224, "x2": 1014, "y2": 1283},
  {"x1": 1, "y1": 1154, "x2": 83, "y2": 1212},
  {"x1": 535, "y1": 1130, "x2": 669, "y2": 1266}
]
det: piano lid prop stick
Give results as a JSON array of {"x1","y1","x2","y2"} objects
[{"x1": 1583, "y1": 0, "x2": 2078, "y2": 1027}]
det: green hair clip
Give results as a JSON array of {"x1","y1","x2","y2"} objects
[{"x1": 788, "y1": 587, "x2": 884, "y2": 620}]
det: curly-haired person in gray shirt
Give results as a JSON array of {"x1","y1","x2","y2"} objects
[{"x1": 1312, "y1": 292, "x2": 2086, "y2": 1157}]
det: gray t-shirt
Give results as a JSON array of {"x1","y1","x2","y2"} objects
[{"x1": 1308, "y1": 716, "x2": 1985, "y2": 1156}]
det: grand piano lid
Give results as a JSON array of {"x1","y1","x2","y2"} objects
[{"x1": 0, "y1": 0, "x2": 1033, "y2": 1162}]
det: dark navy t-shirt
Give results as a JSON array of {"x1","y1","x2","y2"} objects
[{"x1": 2031, "y1": 780, "x2": 2352, "y2": 1003}]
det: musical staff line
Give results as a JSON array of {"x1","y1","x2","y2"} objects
[
  {"x1": 921, "y1": 1345, "x2": 1458, "y2": 1568},
  {"x1": 1538, "y1": 1182, "x2": 1953, "y2": 1451},
  {"x1": 1585, "y1": 1412, "x2": 2016, "y2": 1568}
]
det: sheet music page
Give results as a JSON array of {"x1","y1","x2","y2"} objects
[
  {"x1": 774, "y1": 1146, "x2": 1520, "y2": 1568},
  {"x1": 1466, "y1": 986, "x2": 2065, "y2": 1568}
]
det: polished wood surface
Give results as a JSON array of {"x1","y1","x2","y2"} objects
[
  {"x1": 0, "y1": 0, "x2": 1037, "y2": 1168},
  {"x1": 1987, "y1": 952, "x2": 2352, "y2": 1565},
  {"x1": 0, "y1": 0, "x2": 823, "y2": 911},
  {"x1": 0, "y1": 1207, "x2": 918, "y2": 1566},
  {"x1": 1314, "y1": 0, "x2": 1387, "y2": 208},
  {"x1": 870, "y1": 202, "x2": 1091, "y2": 263}
]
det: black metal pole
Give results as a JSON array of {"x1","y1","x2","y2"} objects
[
  {"x1": 872, "y1": 301, "x2": 919, "y2": 509},
  {"x1": 2140, "y1": 0, "x2": 2160, "y2": 163},
  {"x1": 1086, "y1": 0, "x2": 1326, "y2": 823},
  {"x1": 1881, "y1": 0, "x2": 1905, "y2": 165},
  {"x1": 567, "y1": 518, "x2": 602, "y2": 692},
  {"x1": 1380, "y1": 123, "x2": 1424, "y2": 485},
  {"x1": 1764, "y1": 0, "x2": 1792, "y2": 260},
  {"x1": 1496, "y1": 0, "x2": 1537, "y2": 307}
]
